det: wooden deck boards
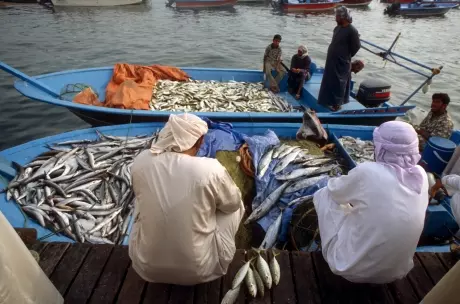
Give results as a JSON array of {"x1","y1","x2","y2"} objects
[{"x1": 28, "y1": 242, "x2": 458, "y2": 304}]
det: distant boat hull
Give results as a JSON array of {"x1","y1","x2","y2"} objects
[
  {"x1": 175, "y1": 0, "x2": 237, "y2": 7},
  {"x1": 275, "y1": 0, "x2": 342, "y2": 11},
  {"x1": 51, "y1": 0, "x2": 142, "y2": 6},
  {"x1": 341, "y1": 0, "x2": 371, "y2": 6},
  {"x1": 384, "y1": 2, "x2": 457, "y2": 16},
  {"x1": 381, "y1": 0, "x2": 460, "y2": 5}
]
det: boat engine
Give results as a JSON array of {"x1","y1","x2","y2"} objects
[{"x1": 356, "y1": 78, "x2": 391, "y2": 108}]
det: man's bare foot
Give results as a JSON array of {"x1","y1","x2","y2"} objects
[{"x1": 295, "y1": 94, "x2": 301, "y2": 100}]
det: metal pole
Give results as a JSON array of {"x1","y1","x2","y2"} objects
[
  {"x1": 360, "y1": 38, "x2": 433, "y2": 71},
  {"x1": 360, "y1": 45, "x2": 431, "y2": 78},
  {"x1": 400, "y1": 66, "x2": 443, "y2": 106}
]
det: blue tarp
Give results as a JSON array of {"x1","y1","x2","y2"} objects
[{"x1": 196, "y1": 119, "x2": 330, "y2": 244}]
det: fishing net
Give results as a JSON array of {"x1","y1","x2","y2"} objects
[
  {"x1": 215, "y1": 138, "x2": 325, "y2": 249},
  {"x1": 59, "y1": 83, "x2": 99, "y2": 101},
  {"x1": 289, "y1": 198, "x2": 320, "y2": 251}
]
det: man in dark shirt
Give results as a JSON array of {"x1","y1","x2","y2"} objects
[
  {"x1": 288, "y1": 45, "x2": 311, "y2": 100},
  {"x1": 317, "y1": 6, "x2": 361, "y2": 111}
]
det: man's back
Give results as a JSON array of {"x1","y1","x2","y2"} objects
[
  {"x1": 129, "y1": 150, "x2": 243, "y2": 285},
  {"x1": 314, "y1": 162, "x2": 429, "y2": 283}
]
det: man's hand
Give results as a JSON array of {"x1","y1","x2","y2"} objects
[
  {"x1": 417, "y1": 129, "x2": 430, "y2": 139},
  {"x1": 430, "y1": 178, "x2": 448, "y2": 201}
]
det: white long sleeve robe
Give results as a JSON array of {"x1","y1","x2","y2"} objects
[
  {"x1": 313, "y1": 162, "x2": 428, "y2": 284},
  {"x1": 129, "y1": 150, "x2": 245, "y2": 285}
]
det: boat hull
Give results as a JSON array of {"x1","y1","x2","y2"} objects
[
  {"x1": 341, "y1": 0, "x2": 372, "y2": 6},
  {"x1": 281, "y1": 1, "x2": 339, "y2": 11},
  {"x1": 175, "y1": 0, "x2": 236, "y2": 7},
  {"x1": 68, "y1": 106, "x2": 399, "y2": 127},
  {"x1": 9, "y1": 66, "x2": 414, "y2": 126},
  {"x1": 385, "y1": 2, "x2": 457, "y2": 15},
  {"x1": 51, "y1": 0, "x2": 142, "y2": 6},
  {"x1": 0, "y1": 122, "x2": 457, "y2": 252}
]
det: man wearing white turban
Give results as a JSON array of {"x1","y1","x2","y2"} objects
[
  {"x1": 313, "y1": 121, "x2": 429, "y2": 284},
  {"x1": 129, "y1": 113, "x2": 245, "y2": 285}
]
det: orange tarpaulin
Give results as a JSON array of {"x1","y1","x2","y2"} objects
[{"x1": 73, "y1": 63, "x2": 190, "y2": 110}]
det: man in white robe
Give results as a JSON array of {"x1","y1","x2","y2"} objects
[
  {"x1": 129, "y1": 113, "x2": 245, "y2": 285},
  {"x1": 313, "y1": 120, "x2": 429, "y2": 284}
]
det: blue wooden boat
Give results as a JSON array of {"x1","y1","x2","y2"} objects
[
  {"x1": 0, "y1": 121, "x2": 457, "y2": 252},
  {"x1": 384, "y1": 1, "x2": 458, "y2": 16},
  {"x1": 0, "y1": 61, "x2": 416, "y2": 127}
]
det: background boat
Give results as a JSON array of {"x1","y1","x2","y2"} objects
[
  {"x1": 166, "y1": 0, "x2": 237, "y2": 8},
  {"x1": 273, "y1": 0, "x2": 342, "y2": 11},
  {"x1": 0, "y1": 121, "x2": 457, "y2": 252},
  {"x1": 0, "y1": 61, "x2": 415, "y2": 127},
  {"x1": 384, "y1": 2, "x2": 458, "y2": 16},
  {"x1": 341, "y1": 0, "x2": 372, "y2": 7},
  {"x1": 51, "y1": 0, "x2": 142, "y2": 6}
]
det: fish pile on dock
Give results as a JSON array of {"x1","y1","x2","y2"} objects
[
  {"x1": 222, "y1": 249, "x2": 280, "y2": 303},
  {"x1": 150, "y1": 80, "x2": 293, "y2": 113},
  {"x1": 339, "y1": 136, "x2": 375, "y2": 164},
  {"x1": 4, "y1": 130, "x2": 158, "y2": 245},
  {"x1": 247, "y1": 143, "x2": 341, "y2": 249}
]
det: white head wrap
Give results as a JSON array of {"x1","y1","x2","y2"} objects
[
  {"x1": 150, "y1": 113, "x2": 208, "y2": 155},
  {"x1": 298, "y1": 45, "x2": 309, "y2": 58}
]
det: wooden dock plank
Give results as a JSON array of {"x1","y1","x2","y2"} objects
[
  {"x1": 247, "y1": 250, "x2": 271, "y2": 304},
  {"x1": 89, "y1": 245, "x2": 132, "y2": 304},
  {"x1": 222, "y1": 250, "x2": 246, "y2": 304},
  {"x1": 27, "y1": 241, "x2": 48, "y2": 254},
  {"x1": 388, "y1": 278, "x2": 419, "y2": 304},
  {"x1": 416, "y1": 252, "x2": 448, "y2": 285},
  {"x1": 194, "y1": 279, "x2": 221, "y2": 304},
  {"x1": 38, "y1": 242, "x2": 70, "y2": 276},
  {"x1": 291, "y1": 251, "x2": 321, "y2": 304},
  {"x1": 436, "y1": 252, "x2": 458, "y2": 271},
  {"x1": 65, "y1": 244, "x2": 113, "y2": 304},
  {"x1": 142, "y1": 283, "x2": 170, "y2": 304},
  {"x1": 49, "y1": 243, "x2": 91, "y2": 295},
  {"x1": 270, "y1": 249, "x2": 296, "y2": 304},
  {"x1": 116, "y1": 265, "x2": 147, "y2": 304},
  {"x1": 312, "y1": 252, "x2": 388, "y2": 304},
  {"x1": 406, "y1": 255, "x2": 436, "y2": 300},
  {"x1": 23, "y1": 242, "x2": 457, "y2": 304},
  {"x1": 168, "y1": 285, "x2": 194, "y2": 304}
]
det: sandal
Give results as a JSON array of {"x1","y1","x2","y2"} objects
[{"x1": 327, "y1": 105, "x2": 342, "y2": 112}]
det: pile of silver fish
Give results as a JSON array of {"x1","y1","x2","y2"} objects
[
  {"x1": 4, "y1": 130, "x2": 158, "y2": 245},
  {"x1": 222, "y1": 249, "x2": 280, "y2": 303},
  {"x1": 247, "y1": 143, "x2": 341, "y2": 250},
  {"x1": 339, "y1": 136, "x2": 375, "y2": 164},
  {"x1": 150, "y1": 80, "x2": 293, "y2": 113}
]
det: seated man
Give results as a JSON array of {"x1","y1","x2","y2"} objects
[
  {"x1": 129, "y1": 113, "x2": 245, "y2": 285},
  {"x1": 264, "y1": 34, "x2": 286, "y2": 93},
  {"x1": 414, "y1": 93, "x2": 454, "y2": 152},
  {"x1": 314, "y1": 121, "x2": 428, "y2": 284},
  {"x1": 288, "y1": 45, "x2": 311, "y2": 100}
]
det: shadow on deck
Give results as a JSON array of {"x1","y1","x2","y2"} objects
[{"x1": 26, "y1": 241, "x2": 458, "y2": 304}]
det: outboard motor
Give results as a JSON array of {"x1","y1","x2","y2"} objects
[{"x1": 356, "y1": 78, "x2": 391, "y2": 108}]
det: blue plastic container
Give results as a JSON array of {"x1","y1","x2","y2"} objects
[{"x1": 421, "y1": 136, "x2": 457, "y2": 175}]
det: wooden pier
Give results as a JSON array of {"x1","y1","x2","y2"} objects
[{"x1": 26, "y1": 240, "x2": 458, "y2": 304}]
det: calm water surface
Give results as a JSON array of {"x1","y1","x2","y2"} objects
[{"x1": 0, "y1": 1, "x2": 459, "y2": 149}]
